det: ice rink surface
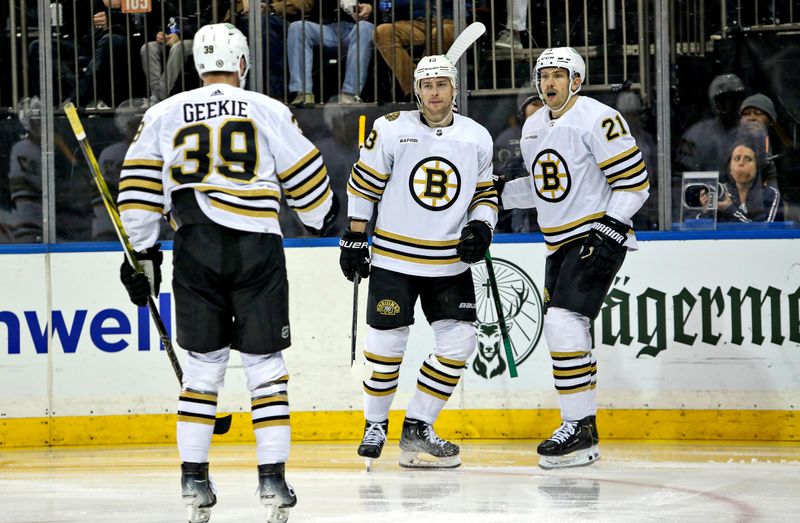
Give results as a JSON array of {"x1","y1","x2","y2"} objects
[{"x1": 2, "y1": 440, "x2": 799, "y2": 523}]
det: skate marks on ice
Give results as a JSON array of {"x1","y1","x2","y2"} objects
[{"x1": 1, "y1": 441, "x2": 799, "y2": 522}]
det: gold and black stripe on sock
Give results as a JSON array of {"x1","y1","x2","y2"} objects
[
  {"x1": 177, "y1": 389, "x2": 218, "y2": 463},
  {"x1": 251, "y1": 375, "x2": 290, "y2": 464}
]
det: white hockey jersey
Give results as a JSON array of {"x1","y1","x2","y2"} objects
[
  {"x1": 347, "y1": 111, "x2": 498, "y2": 277},
  {"x1": 119, "y1": 83, "x2": 332, "y2": 251},
  {"x1": 515, "y1": 96, "x2": 650, "y2": 254}
]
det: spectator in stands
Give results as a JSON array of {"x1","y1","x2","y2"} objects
[
  {"x1": 27, "y1": 0, "x2": 95, "y2": 103},
  {"x1": 711, "y1": 128, "x2": 782, "y2": 223},
  {"x1": 494, "y1": 92, "x2": 542, "y2": 232},
  {"x1": 287, "y1": 1, "x2": 374, "y2": 106},
  {"x1": 68, "y1": 0, "x2": 136, "y2": 109},
  {"x1": 140, "y1": 1, "x2": 205, "y2": 104},
  {"x1": 374, "y1": 0, "x2": 455, "y2": 102},
  {"x1": 229, "y1": 0, "x2": 313, "y2": 99},
  {"x1": 675, "y1": 73, "x2": 746, "y2": 172},
  {"x1": 494, "y1": 0, "x2": 528, "y2": 50},
  {"x1": 8, "y1": 97, "x2": 92, "y2": 242}
]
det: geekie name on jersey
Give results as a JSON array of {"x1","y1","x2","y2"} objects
[{"x1": 183, "y1": 100, "x2": 248, "y2": 123}]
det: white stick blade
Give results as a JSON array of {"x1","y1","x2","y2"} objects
[{"x1": 445, "y1": 22, "x2": 486, "y2": 64}]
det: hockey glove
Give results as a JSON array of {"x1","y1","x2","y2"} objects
[
  {"x1": 456, "y1": 220, "x2": 493, "y2": 264},
  {"x1": 304, "y1": 192, "x2": 340, "y2": 237},
  {"x1": 578, "y1": 215, "x2": 629, "y2": 280},
  {"x1": 339, "y1": 228, "x2": 370, "y2": 281},
  {"x1": 119, "y1": 244, "x2": 163, "y2": 307}
]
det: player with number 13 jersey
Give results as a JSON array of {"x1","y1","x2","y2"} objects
[{"x1": 347, "y1": 106, "x2": 497, "y2": 277}]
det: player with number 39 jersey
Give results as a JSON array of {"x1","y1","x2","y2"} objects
[
  {"x1": 120, "y1": 83, "x2": 332, "y2": 251},
  {"x1": 117, "y1": 23, "x2": 335, "y2": 523}
]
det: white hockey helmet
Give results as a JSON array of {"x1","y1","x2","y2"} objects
[
  {"x1": 533, "y1": 47, "x2": 585, "y2": 102},
  {"x1": 413, "y1": 55, "x2": 458, "y2": 122},
  {"x1": 193, "y1": 23, "x2": 250, "y2": 88}
]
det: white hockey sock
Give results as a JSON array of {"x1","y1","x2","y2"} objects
[
  {"x1": 251, "y1": 377, "x2": 291, "y2": 464},
  {"x1": 405, "y1": 353, "x2": 466, "y2": 424},
  {"x1": 177, "y1": 389, "x2": 217, "y2": 463}
]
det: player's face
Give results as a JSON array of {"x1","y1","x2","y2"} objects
[
  {"x1": 539, "y1": 67, "x2": 574, "y2": 109},
  {"x1": 729, "y1": 144, "x2": 757, "y2": 184},
  {"x1": 419, "y1": 77, "x2": 454, "y2": 120}
]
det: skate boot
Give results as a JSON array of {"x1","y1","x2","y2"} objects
[
  {"x1": 398, "y1": 418, "x2": 461, "y2": 469},
  {"x1": 181, "y1": 462, "x2": 217, "y2": 523},
  {"x1": 258, "y1": 463, "x2": 297, "y2": 523},
  {"x1": 537, "y1": 415, "x2": 600, "y2": 470},
  {"x1": 357, "y1": 419, "x2": 388, "y2": 471}
]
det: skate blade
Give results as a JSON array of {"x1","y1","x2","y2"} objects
[
  {"x1": 399, "y1": 450, "x2": 461, "y2": 469},
  {"x1": 265, "y1": 505, "x2": 291, "y2": 523},
  {"x1": 538, "y1": 445, "x2": 600, "y2": 470},
  {"x1": 364, "y1": 457, "x2": 375, "y2": 472},
  {"x1": 185, "y1": 504, "x2": 212, "y2": 523}
]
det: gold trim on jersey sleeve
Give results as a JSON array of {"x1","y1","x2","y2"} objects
[
  {"x1": 612, "y1": 179, "x2": 650, "y2": 192},
  {"x1": 606, "y1": 160, "x2": 646, "y2": 183},
  {"x1": 277, "y1": 148, "x2": 320, "y2": 181},
  {"x1": 119, "y1": 201, "x2": 164, "y2": 214},
  {"x1": 285, "y1": 166, "x2": 328, "y2": 199},
  {"x1": 598, "y1": 145, "x2": 638, "y2": 169},
  {"x1": 292, "y1": 185, "x2": 332, "y2": 212},
  {"x1": 355, "y1": 160, "x2": 389, "y2": 181},
  {"x1": 347, "y1": 184, "x2": 380, "y2": 202},
  {"x1": 119, "y1": 178, "x2": 163, "y2": 192},
  {"x1": 122, "y1": 158, "x2": 164, "y2": 169}
]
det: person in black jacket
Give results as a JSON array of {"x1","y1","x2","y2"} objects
[
  {"x1": 287, "y1": 1, "x2": 374, "y2": 106},
  {"x1": 715, "y1": 128, "x2": 782, "y2": 223}
]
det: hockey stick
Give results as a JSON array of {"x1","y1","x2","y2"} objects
[
  {"x1": 484, "y1": 250, "x2": 518, "y2": 378},
  {"x1": 445, "y1": 22, "x2": 486, "y2": 64},
  {"x1": 63, "y1": 103, "x2": 232, "y2": 435},
  {"x1": 351, "y1": 114, "x2": 367, "y2": 367}
]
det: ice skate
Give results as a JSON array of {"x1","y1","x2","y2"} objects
[
  {"x1": 258, "y1": 463, "x2": 297, "y2": 523},
  {"x1": 181, "y1": 462, "x2": 217, "y2": 523},
  {"x1": 537, "y1": 415, "x2": 600, "y2": 470},
  {"x1": 398, "y1": 418, "x2": 461, "y2": 469},
  {"x1": 357, "y1": 420, "x2": 388, "y2": 471}
]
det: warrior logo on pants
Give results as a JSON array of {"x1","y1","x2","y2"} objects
[{"x1": 471, "y1": 258, "x2": 544, "y2": 379}]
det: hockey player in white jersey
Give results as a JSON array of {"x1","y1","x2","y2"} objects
[
  {"x1": 339, "y1": 54, "x2": 498, "y2": 470},
  {"x1": 502, "y1": 47, "x2": 649, "y2": 469},
  {"x1": 117, "y1": 23, "x2": 337, "y2": 523}
]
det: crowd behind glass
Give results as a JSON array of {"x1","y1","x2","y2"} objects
[{"x1": 0, "y1": 0, "x2": 798, "y2": 244}]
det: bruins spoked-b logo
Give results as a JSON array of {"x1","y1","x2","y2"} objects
[
  {"x1": 532, "y1": 148, "x2": 571, "y2": 202},
  {"x1": 471, "y1": 258, "x2": 543, "y2": 379},
  {"x1": 408, "y1": 156, "x2": 461, "y2": 211}
]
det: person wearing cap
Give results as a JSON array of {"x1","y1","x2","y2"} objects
[
  {"x1": 736, "y1": 93, "x2": 780, "y2": 189},
  {"x1": 675, "y1": 73, "x2": 747, "y2": 172}
]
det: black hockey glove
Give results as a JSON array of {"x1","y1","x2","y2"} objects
[
  {"x1": 119, "y1": 244, "x2": 163, "y2": 307},
  {"x1": 339, "y1": 228, "x2": 370, "y2": 281},
  {"x1": 304, "y1": 192, "x2": 340, "y2": 237},
  {"x1": 456, "y1": 220, "x2": 493, "y2": 264},
  {"x1": 578, "y1": 215, "x2": 629, "y2": 280}
]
